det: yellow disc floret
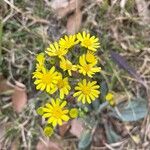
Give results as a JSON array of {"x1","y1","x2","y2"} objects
[{"x1": 73, "y1": 79, "x2": 100, "y2": 104}]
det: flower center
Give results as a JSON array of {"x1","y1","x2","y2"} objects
[
  {"x1": 41, "y1": 73, "x2": 52, "y2": 84},
  {"x1": 57, "y1": 80, "x2": 64, "y2": 89},
  {"x1": 83, "y1": 64, "x2": 91, "y2": 72},
  {"x1": 82, "y1": 86, "x2": 91, "y2": 95},
  {"x1": 82, "y1": 39, "x2": 92, "y2": 47},
  {"x1": 52, "y1": 107, "x2": 63, "y2": 119},
  {"x1": 66, "y1": 62, "x2": 72, "y2": 70}
]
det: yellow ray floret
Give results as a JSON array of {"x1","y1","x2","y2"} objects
[
  {"x1": 60, "y1": 57, "x2": 77, "y2": 76},
  {"x1": 77, "y1": 31, "x2": 100, "y2": 51},
  {"x1": 46, "y1": 42, "x2": 68, "y2": 58},
  {"x1": 78, "y1": 54, "x2": 101, "y2": 77},
  {"x1": 40, "y1": 99, "x2": 70, "y2": 127},
  {"x1": 59, "y1": 35, "x2": 78, "y2": 49},
  {"x1": 73, "y1": 79, "x2": 100, "y2": 104},
  {"x1": 56, "y1": 73, "x2": 71, "y2": 99},
  {"x1": 35, "y1": 53, "x2": 45, "y2": 71},
  {"x1": 33, "y1": 66, "x2": 59, "y2": 94}
]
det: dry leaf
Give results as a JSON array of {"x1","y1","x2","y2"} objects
[
  {"x1": 58, "y1": 122, "x2": 70, "y2": 137},
  {"x1": 135, "y1": 0, "x2": 150, "y2": 25},
  {"x1": 70, "y1": 119, "x2": 83, "y2": 138},
  {"x1": 0, "y1": 75, "x2": 14, "y2": 94},
  {"x1": 67, "y1": 9, "x2": 82, "y2": 34},
  {"x1": 51, "y1": 0, "x2": 83, "y2": 18},
  {"x1": 36, "y1": 140, "x2": 62, "y2": 150},
  {"x1": 12, "y1": 82, "x2": 27, "y2": 113}
]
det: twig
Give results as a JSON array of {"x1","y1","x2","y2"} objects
[{"x1": 3, "y1": 0, "x2": 50, "y2": 24}]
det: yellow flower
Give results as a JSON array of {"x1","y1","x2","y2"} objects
[
  {"x1": 69, "y1": 108, "x2": 78, "y2": 118},
  {"x1": 59, "y1": 35, "x2": 78, "y2": 49},
  {"x1": 60, "y1": 57, "x2": 77, "y2": 76},
  {"x1": 46, "y1": 42, "x2": 67, "y2": 58},
  {"x1": 105, "y1": 92, "x2": 115, "y2": 106},
  {"x1": 56, "y1": 74, "x2": 71, "y2": 99},
  {"x1": 36, "y1": 53, "x2": 45, "y2": 71},
  {"x1": 41, "y1": 99, "x2": 70, "y2": 127},
  {"x1": 85, "y1": 51, "x2": 98, "y2": 65},
  {"x1": 77, "y1": 31, "x2": 100, "y2": 51},
  {"x1": 43, "y1": 126, "x2": 54, "y2": 137},
  {"x1": 33, "y1": 66, "x2": 58, "y2": 94},
  {"x1": 78, "y1": 54, "x2": 101, "y2": 77},
  {"x1": 73, "y1": 79, "x2": 100, "y2": 104}
]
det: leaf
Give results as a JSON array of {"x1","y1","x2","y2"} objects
[
  {"x1": 58, "y1": 122, "x2": 70, "y2": 137},
  {"x1": 51, "y1": 0, "x2": 83, "y2": 18},
  {"x1": 0, "y1": 75, "x2": 14, "y2": 94},
  {"x1": 110, "y1": 51, "x2": 144, "y2": 85},
  {"x1": 135, "y1": 0, "x2": 150, "y2": 25},
  {"x1": 104, "y1": 124, "x2": 121, "y2": 143},
  {"x1": 70, "y1": 119, "x2": 83, "y2": 138},
  {"x1": 100, "y1": 81, "x2": 108, "y2": 99},
  {"x1": 12, "y1": 81, "x2": 27, "y2": 113},
  {"x1": 78, "y1": 129, "x2": 92, "y2": 150},
  {"x1": 110, "y1": 97, "x2": 148, "y2": 122},
  {"x1": 67, "y1": 9, "x2": 82, "y2": 34}
]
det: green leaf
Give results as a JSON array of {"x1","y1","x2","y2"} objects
[
  {"x1": 78, "y1": 129, "x2": 92, "y2": 150},
  {"x1": 110, "y1": 97, "x2": 148, "y2": 122},
  {"x1": 105, "y1": 124, "x2": 121, "y2": 143},
  {"x1": 100, "y1": 81, "x2": 108, "y2": 100}
]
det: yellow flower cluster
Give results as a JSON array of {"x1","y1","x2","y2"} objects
[{"x1": 33, "y1": 31, "x2": 101, "y2": 136}]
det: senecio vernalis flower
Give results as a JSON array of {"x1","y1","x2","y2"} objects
[
  {"x1": 78, "y1": 54, "x2": 101, "y2": 77},
  {"x1": 46, "y1": 42, "x2": 68, "y2": 58},
  {"x1": 56, "y1": 74, "x2": 71, "y2": 99},
  {"x1": 60, "y1": 57, "x2": 77, "y2": 76},
  {"x1": 33, "y1": 66, "x2": 59, "y2": 93},
  {"x1": 59, "y1": 35, "x2": 78, "y2": 49},
  {"x1": 77, "y1": 31, "x2": 100, "y2": 51},
  {"x1": 73, "y1": 79, "x2": 100, "y2": 104},
  {"x1": 33, "y1": 31, "x2": 102, "y2": 136},
  {"x1": 39, "y1": 99, "x2": 70, "y2": 127},
  {"x1": 35, "y1": 53, "x2": 45, "y2": 71}
]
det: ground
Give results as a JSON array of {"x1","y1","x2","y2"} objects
[{"x1": 0, "y1": 0, "x2": 150, "y2": 149}]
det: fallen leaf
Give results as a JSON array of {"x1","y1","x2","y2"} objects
[
  {"x1": 36, "y1": 140, "x2": 62, "y2": 150},
  {"x1": 70, "y1": 119, "x2": 83, "y2": 138},
  {"x1": 58, "y1": 122, "x2": 70, "y2": 137},
  {"x1": 67, "y1": 9, "x2": 82, "y2": 34},
  {"x1": 12, "y1": 82, "x2": 27, "y2": 113},
  {"x1": 135, "y1": 0, "x2": 150, "y2": 25},
  {"x1": 51, "y1": 0, "x2": 83, "y2": 18},
  {"x1": 0, "y1": 75, "x2": 14, "y2": 94}
]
